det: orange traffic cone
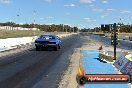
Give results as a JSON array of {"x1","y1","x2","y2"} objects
[{"x1": 98, "y1": 45, "x2": 103, "y2": 50}]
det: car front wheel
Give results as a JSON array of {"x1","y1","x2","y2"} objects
[
  {"x1": 58, "y1": 44, "x2": 61, "y2": 49},
  {"x1": 54, "y1": 45, "x2": 59, "y2": 51}
]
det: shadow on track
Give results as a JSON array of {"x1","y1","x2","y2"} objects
[
  {"x1": 29, "y1": 48, "x2": 55, "y2": 51},
  {"x1": 94, "y1": 58, "x2": 107, "y2": 63}
]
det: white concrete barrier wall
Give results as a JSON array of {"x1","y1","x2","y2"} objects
[{"x1": 0, "y1": 37, "x2": 37, "y2": 52}]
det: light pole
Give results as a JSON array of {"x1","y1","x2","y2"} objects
[
  {"x1": 33, "y1": 10, "x2": 36, "y2": 28},
  {"x1": 118, "y1": 18, "x2": 123, "y2": 32},
  {"x1": 33, "y1": 10, "x2": 37, "y2": 35},
  {"x1": 16, "y1": 9, "x2": 20, "y2": 30},
  {"x1": 16, "y1": 14, "x2": 20, "y2": 30}
]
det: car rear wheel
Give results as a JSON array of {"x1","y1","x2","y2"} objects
[{"x1": 36, "y1": 46, "x2": 40, "y2": 51}]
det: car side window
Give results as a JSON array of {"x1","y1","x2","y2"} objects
[
  {"x1": 49, "y1": 36, "x2": 55, "y2": 39},
  {"x1": 39, "y1": 35, "x2": 45, "y2": 39}
]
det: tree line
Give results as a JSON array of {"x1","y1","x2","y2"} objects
[
  {"x1": 0, "y1": 22, "x2": 79, "y2": 32},
  {"x1": 81, "y1": 23, "x2": 132, "y2": 33}
]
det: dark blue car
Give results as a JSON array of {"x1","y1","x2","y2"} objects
[{"x1": 35, "y1": 34, "x2": 61, "y2": 51}]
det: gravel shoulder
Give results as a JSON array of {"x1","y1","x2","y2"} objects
[{"x1": 58, "y1": 48, "x2": 82, "y2": 88}]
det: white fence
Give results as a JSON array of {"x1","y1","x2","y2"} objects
[{"x1": 0, "y1": 26, "x2": 39, "y2": 30}]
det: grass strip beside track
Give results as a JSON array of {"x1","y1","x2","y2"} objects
[{"x1": 0, "y1": 30, "x2": 44, "y2": 39}]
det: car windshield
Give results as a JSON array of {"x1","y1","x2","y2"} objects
[{"x1": 40, "y1": 35, "x2": 55, "y2": 40}]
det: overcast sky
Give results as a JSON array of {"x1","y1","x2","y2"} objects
[{"x1": 0, "y1": 0, "x2": 131, "y2": 28}]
